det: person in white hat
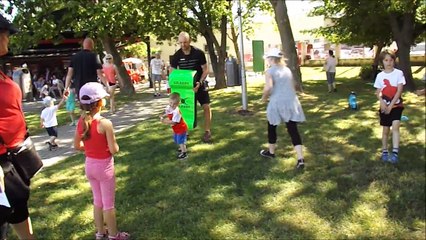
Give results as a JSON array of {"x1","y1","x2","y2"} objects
[
  {"x1": 259, "y1": 48, "x2": 307, "y2": 169},
  {"x1": 40, "y1": 95, "x2": 65, "y2": 150},
  {"x1": 74, "y1": 82, "x2": 130, "y2": 240}
]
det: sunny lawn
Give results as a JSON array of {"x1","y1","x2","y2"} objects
[{"x1": 15, "y1": 67, "x2": 425, "y2": 239}]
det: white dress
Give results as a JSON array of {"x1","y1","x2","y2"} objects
[{"x1": 266, "y1": 65, "x2": 306, "y2": 125}]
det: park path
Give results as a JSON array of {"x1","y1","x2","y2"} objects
[{"x1": 23, "y1": 84, "x2": 168, "y2": 168}]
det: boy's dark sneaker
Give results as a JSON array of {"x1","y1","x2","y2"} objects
[
  {"x1": 177, "y1": 152, "x2": 188, "y2": 160},
  {"x1": 45, "y1": 142, "x2": 52, "y2": 151},
  {"x1": 389, "y1": 152, "x2": 399, "y2": 164},
  {"x1": 259, "y1": 150, "x2": 275, "y2": 158},
  {"x1": 381, "y1": 151, "x2": 389, "y2": 162},
  {"x1": 51, "y1": 144, "x2": 58, "y2": 151},
  {"x1": 296, "y1": 159, "x2": 305, "y2": 170}
]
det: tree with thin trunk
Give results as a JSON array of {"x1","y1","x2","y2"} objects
[{"x1": 269, "y1": 0, "x2": 303, "y2": 91}]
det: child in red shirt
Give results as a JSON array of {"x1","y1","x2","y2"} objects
[{"x1": 160, "y1": 92, "x2": 188, "y2": 159}]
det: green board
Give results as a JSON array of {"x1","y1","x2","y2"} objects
[
  {"x1": 252, "y1": 40, "x2": 265, "y2": 72},
  {"x1": 168, "y1": 69, "x2": 197, "y2": 130}
]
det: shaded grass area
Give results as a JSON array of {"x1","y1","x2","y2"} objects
[{"x1": 16, "y1": 68, "x2": 426, "y2": 239}]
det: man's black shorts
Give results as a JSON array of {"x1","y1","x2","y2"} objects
[
  {"x1": 0, "y1": 155, "x2": 30, "y2": 225},
  {"x1": 379, "y1": 107, "x2": 404, "y2": 127},
  {"x1": 196, "y1": 89, "x2": 210, "y2": 106}
]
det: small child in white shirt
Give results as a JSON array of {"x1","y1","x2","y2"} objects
[{"x1": 40, "y1": 96, "x2": 65, "y2": 150}]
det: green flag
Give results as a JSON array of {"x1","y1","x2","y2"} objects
[{"x1": 168, "y1": 69, "x2": 197, "y2": 129}]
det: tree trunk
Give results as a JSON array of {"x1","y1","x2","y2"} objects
[
  {"x1": 371, "y1": 42, "x2": 384, "y2": 81},
  {"x1": 389, "y1": 13, "x2": 416, "y2": 91},
  {"x1": 229, "y1": 19, "x2": 241, "y2": 65},
  {"x1": 396, "y1": 43, "x2": 415, "y2": 91},
  {"x1": 270, "y1": 0, "x2": 303, "y2": 92},
  {"x1": 202, "y1": 15, "x2": 227, "y2": 90},
  {"x1": 101, "y1": 36, "x2": 135, "y2": 95},
  {"x1": 145, "y1": 38, "x2": 153, "y2": 88}
]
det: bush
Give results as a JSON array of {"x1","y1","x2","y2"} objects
[{"x1": 359, "y1": 65, "x2": 373, "y2": 81}]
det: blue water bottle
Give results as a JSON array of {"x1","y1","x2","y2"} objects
[{"x1": 348, "y1": 91, "x2": 358, "y2": 110}]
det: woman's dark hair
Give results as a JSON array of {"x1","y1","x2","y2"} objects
[{"x1": 329, "y1": 50, "x2": 334, "y2": 57}]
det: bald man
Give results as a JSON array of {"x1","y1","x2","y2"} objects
[
  {"x1": 171, "y1": 32, "x2": 212, "y2": 143},
  {"x1": 65, "y1": 38, "x2": 109, "y2": 96}
]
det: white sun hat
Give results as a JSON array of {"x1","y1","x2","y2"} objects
[{"x1": 264, "y1": 48, "x2": 283, "y2": 58}]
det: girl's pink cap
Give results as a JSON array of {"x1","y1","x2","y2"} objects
[{"x1": 79, "y1": 82, "x2": 109, "y2": 104}]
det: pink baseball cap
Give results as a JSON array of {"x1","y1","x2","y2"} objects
[{"x1": 79, "y1": 82, "x2": 109, "y2": 104}]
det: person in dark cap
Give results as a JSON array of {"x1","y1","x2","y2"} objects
[{"x1": 0, "y1": 14, "x2": 36, "y2": 240}]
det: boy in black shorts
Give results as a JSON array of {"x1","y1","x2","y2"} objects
[{"x1": 40, "y1": 96, "x2": 65, "y2": 150}]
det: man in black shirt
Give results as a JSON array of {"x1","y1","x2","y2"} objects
[
  {"x1": 64, "y1": 38, "x2": 109, "y2": 96},
  {"x1": 171, "y1": 32, "x2": 212, "y2": 143}
]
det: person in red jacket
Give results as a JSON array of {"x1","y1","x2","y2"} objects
[
  {"x1": 0, "y1": 14, "x2": 35, "y2": 240},
  {"x1": 74, "y1": 82, "x2": 129, "y2": 240},
  {"x1": 160, "y1": 92, "x2": 189, "y2": 159}
]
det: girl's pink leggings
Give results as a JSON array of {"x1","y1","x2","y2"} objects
[{"x1": 85, "y1": 156, "x2": 116, "y2": 210}]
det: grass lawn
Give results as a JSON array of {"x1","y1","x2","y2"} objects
[{"x1": 17, "y1": 67, "x2": 425, "y2": 239}]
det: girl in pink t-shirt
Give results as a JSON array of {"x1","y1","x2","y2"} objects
[{"x1": 74, "y1": 82, "x2": 129, "y2": 240}]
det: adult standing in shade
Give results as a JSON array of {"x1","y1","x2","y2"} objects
[
  {"x1": 0, "y1": 14, "x2": 35, "y2": 240},
  {"x1": 64, "y1": 37, "x2": 109, "y2": 97},
  {"x1": 171, "y1": 31, "x2": 212, "y2": 143}
]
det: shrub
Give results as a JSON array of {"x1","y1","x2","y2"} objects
[{"x1": 359, "y1": 65, "x2": 373, "y2": 81}]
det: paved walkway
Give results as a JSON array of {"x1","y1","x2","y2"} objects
[{"x1": 23, "y1": 84, "x2": 168, "y2": 168}]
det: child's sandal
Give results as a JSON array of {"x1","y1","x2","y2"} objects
[
  {"x1": 95, "y1": 232, "x2": 108, "y2": 240},
  {"x1": 108, "y1": 232, "x2": 130, "y2": 240}
]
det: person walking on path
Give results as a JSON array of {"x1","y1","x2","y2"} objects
[
  {"x1": 171, "y1": 31, "x2": 212, "y2": 143},
  {"x1": 0, "y1": 14, "x2": 36, "y2": 240},
  {"x1": 102, "y1": 54, "x2": 120, "y2": 114},
  {"x1": 40, "y1": 96, "x2": 65, "y2": 150},
  {"x1": 259, "y1": 48, "x2": 306, "y2": 170},
  {"x1": 74, "y1": 82, "x2": 130, "y2": 240},
  {"x1": 160, "y1": 93, "x2": 189, "y2": 159},
  {"x1": 66, "y1": 87, "x2": 77, "y2": 126},
  {"x1": 373, "y1": 50, "x2": 405, "y2": 164},
  {"x1": 64, "y1": 38, "x2": 109, "y2": 97},
  {"x1": 324, "y1": 49, "x2": 338, "y2": 93},
  {"x1": 151, "y1": 52, "x2": 165, "y2": 97}
]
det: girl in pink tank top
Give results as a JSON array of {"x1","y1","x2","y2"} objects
[{"x1": 74, "y1": 82, "x2": 129, "y2": 240}]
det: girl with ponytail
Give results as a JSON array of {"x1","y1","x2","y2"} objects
[{"x1": 74, "y1": 82, "x2": 129, "y2": 240}]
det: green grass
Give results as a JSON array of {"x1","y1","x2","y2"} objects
[{"x1": 15, "y1": 67, "x2": 425, "y2": 239}]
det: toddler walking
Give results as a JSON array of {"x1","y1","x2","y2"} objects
[
  {"x1": 73, "y1": 82, "x2": 129, "y2": 240},
  {"x1": 40, "y1": 96, "x2": 65, "y2": 150},
  {"x1": 160, "y1": 92, "x2": 188, "y2": 159}
]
